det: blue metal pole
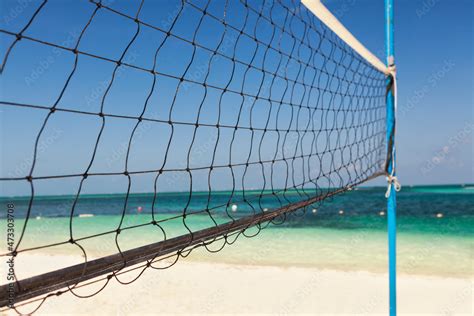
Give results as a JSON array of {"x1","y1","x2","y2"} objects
[{"x1": 385, "y1": 0, "x2": 396, "y2": 315}]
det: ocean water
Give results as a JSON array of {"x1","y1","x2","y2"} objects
[{"x1": 1, "y1": 185, "x2": 472, "y2": 278}]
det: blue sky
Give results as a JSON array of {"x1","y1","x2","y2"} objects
[
  {"x1": 323, "y1": 0, "x2": 473, "y2": 186},
  {"x1": 0, "y1": 0, "x2": 472, "y2": 196}
]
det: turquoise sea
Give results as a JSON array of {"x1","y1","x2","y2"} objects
[{"x1": 1, "y1": 185, "x2": 472, "y2": 278}]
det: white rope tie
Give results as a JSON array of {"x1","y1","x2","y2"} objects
[{"x1": 385, "y1": 175, "x2": 401, "y2": 198}]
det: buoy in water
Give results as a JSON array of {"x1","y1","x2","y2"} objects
[
  {"x1": 137, "y1": 206, "x2": 143, "y2": 213},
  {"x1": 338, "y1": 210, "x2": 344, "y2": 215},
  {"x1": 379, "y1": 211, "x2": 385, "y2": 216},
  {"x1": 231, "y1": 204, "x2": 238, "y2": 212},
  {"x1": 312, "y1": 208, "x2": 317, "y2": 214},
  {"x1": 436, "y1": 213, "x2": 443, "y2": 218}
]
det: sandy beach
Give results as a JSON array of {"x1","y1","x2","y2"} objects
[
  {"x1": 2, "y1": 254, "x2": 472, "y2": 315},
  {"x1": 0, "y1": 0, "x2": 472, "y2": 313}
]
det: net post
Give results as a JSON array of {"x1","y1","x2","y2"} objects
[{"x1": 385, "y1": 0, "x2": 397, "y2": 315}]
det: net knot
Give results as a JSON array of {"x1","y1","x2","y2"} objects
[{"x1": 385, "y1": 175, "x2": 401, "y2": 198}]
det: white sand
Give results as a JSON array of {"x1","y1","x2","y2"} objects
[{"x1": 2, "y1": 254, "x2": 472, "y2": 315}]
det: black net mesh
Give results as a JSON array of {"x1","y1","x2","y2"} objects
[{"x1": 0, "y1": 0, "x2": 387, "y2": 312}]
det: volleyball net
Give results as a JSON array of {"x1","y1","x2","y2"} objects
[{"x1": 0, "y1": 0, "x2": 392, "y2": 311}]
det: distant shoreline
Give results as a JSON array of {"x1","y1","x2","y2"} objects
[{"x1": 1, "y1": 183, "x2": 473, "y2": 199}]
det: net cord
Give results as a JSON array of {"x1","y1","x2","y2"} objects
[
  {"x1": 0, "y1": 172, "x2": 383, "y2": 307},
  {"x1": 301, "y1": 0, "x2": 389, "y2": 75}
]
